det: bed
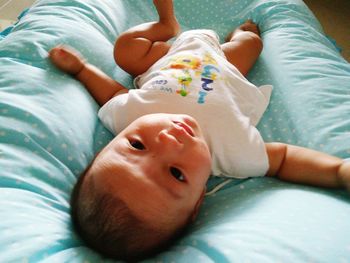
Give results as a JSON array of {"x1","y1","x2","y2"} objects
[{"x1": 1, "y1": 0, "x2": 350, "y2": 262}]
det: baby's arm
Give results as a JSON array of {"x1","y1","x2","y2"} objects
[
  {"x1": 49, "y1": 46, "x2": 128, "y2": 105},
  {"x1": 265, "y1": 143, "x2": 350, "y2": 190}
]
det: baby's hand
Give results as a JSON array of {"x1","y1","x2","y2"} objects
[
  {"x1": 338, "y1": 161, "x2": 350, "y2": 192},
  {"x1": 49, "y1": 45, "x2": 85, "y2": 76}
]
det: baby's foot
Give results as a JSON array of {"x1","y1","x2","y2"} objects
[
  {"x1": 153, "y1": 0, "x2": 180, "y2": 36},
  {"x1": 225, "y1": 20, "x2": 261, "y2": 42},
  {"x1": 49, "y1": 45, "x2": 85, "y2": 75}
]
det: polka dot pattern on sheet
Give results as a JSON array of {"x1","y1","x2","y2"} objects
[{"x1": 1, "y1": 0, "x2": 350, "y2": 262}]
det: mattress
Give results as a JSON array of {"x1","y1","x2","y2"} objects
[{"x1": 1, "y1": 0, "x2": 350, "y2": 262}]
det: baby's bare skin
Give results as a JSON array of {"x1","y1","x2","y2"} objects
[
  {"x1": 153, "y1": 0, "x2": 180, "y2": 36},
  {"x1": 222, "y1": 19, "x2": 263, "y2": 76},
  {"x1": 49, "y1": 0, "x2": 350, "y2": 191},
  {"x1": 48, "y1": 1, "x2": 350, "y2": 260},
  {"x1": 225, "y1": 19, "x2": 261, "y2": 42}
]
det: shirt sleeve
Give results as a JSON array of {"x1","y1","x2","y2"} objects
[
  {"x1": 97, "y1": 93, "x2": 130, "y2": 135},
  {"x1": 208, "y1": 106, "x2": 269, "y2": 179},
  {"x1": 97, "y1": 90, "x2": 177, "y2": 135}
]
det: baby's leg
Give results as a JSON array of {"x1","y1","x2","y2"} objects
[
  {"x1": 221, "y1": 20, "x2": 263, "y2": 76},
  {"x1": 114, "y1": 0, "x2": 180, "y2": 77}
]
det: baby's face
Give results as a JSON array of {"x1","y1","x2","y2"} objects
[{"x1": 86, "y1": 113, "x2": 212, "y2": 227}]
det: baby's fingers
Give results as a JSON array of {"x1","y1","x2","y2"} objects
[{"x1": 49, "y1": 45, "x2": 85, "y2": 75}]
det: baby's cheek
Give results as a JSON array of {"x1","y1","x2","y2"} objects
[
  {"x1": 201, "y1": 144, "x2": 212, "y2": 170},
  {"x1": 195, "y1": 148, "x2": 212, "y2": 178}
]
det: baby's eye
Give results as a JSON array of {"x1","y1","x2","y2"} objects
[
  {"x1": 170, "y1": 167, "x2": 185, "y2": 182},
  {"x1": 129, "y1": 140, "x2": 145, "y2": 150}
]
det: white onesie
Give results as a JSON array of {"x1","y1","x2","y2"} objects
[{"x1": 98, "y1": 30, "x2": 272, "y2": 179}]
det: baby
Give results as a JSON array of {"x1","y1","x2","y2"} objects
[{"x1": 49, "y1": 0, "x2": 350, "y2": 261}]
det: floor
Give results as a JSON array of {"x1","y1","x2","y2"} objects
[
  {"x1": 0, "y1": 0, "x2": 349, "y2": 61},
  {"x1": 303, "y1": 0, "x2": 350, "y2": 62},
  {"x1": 0, "y1": 0, "x2": 35, "y2": 29}
]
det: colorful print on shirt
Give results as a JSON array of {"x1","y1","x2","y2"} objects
[{"x1": 160, "y1": 52, "x2": 221, "y2": 104}]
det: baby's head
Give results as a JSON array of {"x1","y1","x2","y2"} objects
[{"x1": 71, "y1": 113, "x2": 211, "y2": 260}]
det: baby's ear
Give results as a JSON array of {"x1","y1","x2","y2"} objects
[{"x1": 190, "y1": 187, "x2": 206, "y2": 222}]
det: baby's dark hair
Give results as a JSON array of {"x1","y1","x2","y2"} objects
[{"x1": 70, "y1": 163, "x2": 190, "y2": 261}]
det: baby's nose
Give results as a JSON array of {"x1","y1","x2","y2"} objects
[{"x1": 157, "y1": 129, "x2": 183, "y2": 153}]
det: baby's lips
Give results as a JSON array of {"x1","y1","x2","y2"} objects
[{"x1": 173, "y1": 121, "x2": 194, "y2": 137}]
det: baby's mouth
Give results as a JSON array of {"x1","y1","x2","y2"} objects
[{"x1": 172, "y1": 121, "x2": 194, "y2": 137}]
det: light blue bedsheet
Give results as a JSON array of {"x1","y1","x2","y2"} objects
[{"x1": 1, "y1": 0, "x2": 350, "y2": 262}]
